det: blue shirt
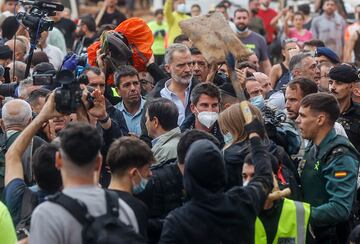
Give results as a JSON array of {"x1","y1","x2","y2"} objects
[
  {"x1": 160, "y1": 79, "x2": 191, "y2": 125},
  {"x1": 115, "y1": 98, "x2": 146, "y2": 136}
]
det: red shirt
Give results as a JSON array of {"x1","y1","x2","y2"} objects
[{"x1": 257, "y1": 8, "x2": 278, "y2": 44}]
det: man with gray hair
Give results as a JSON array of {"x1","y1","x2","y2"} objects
[
  {"x1": 5, "y1": 39, "x2": 27, "y2": 62},
  {"x1": 148, "y1": 43, "x2": 198, "y2": 125},
  {"x1": 7, "y1": 61, "x2": 26, "y2": 82},
  {"x1": 288, "y1": 52, "x2": 319, "y2": 82},
  {"x1": 0, "y1": 99, "x2": 46, "y2": 190}
]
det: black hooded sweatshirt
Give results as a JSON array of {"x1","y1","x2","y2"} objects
[{"x1": 159, "y1": 137, "x2": 273, "y2": 244}]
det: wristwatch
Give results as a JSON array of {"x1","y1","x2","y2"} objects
[{"x1": 98, "y1": 114, "x2": 110, "y2": 124}]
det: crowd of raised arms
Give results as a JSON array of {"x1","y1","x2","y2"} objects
[{"x1": 0, "y1": 0, "x2": 360, "y2": 243}]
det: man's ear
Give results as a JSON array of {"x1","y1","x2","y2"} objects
[
  {"x1": 55, "y1": 151, "x2": 63, "y2": 170},
  {"x1": 190, "y1": 103, "x2": 196, "y2": 114},
  {"x1": 164, "y1": 64, "x2": 171, "y2": 73},
  {"x1": 94, "y1": 153, "x2": 102, "y2": 172},
  {"x1": 153, "y1": 116, "x2": 160, "y2": 129},
  {"x1": 353, "y1": 87, "x2": 360, "y2": 97},
  {"x1": 317, "y1": 113, "x2": 326, "y2": 126}
]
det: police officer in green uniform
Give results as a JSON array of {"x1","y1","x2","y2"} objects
[
  {"x1": 329, "y1": 64, "x2": 360, "y2": 152},
  {"x1": 297, "y1": 93, "x2": 359, "y2": 243}
]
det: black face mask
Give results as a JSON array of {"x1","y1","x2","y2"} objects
[{"x1": 251, "y1": 8, "x2": 259, "y2": 15}]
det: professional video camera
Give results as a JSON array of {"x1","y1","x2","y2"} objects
[
  {"x1": 16, "y1": 0, "x2": 64, "y2": 78},
  {"x1": 17, "y1": 0, "x2": 63, "y2": 36},
  {"x1": 54, "y1": 70, "x2": 94, "y2": 115},
  {"x1": 54, "y1": 70, "x2": 83, "y2": 114},
  {"x1": 262, "y1": 106, "x2": 300, "y2": 156}
]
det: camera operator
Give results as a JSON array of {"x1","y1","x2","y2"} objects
[{"x1": 83, "y1": 66, "x2": 129, "y2": 136}]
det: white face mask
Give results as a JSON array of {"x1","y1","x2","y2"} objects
[
  {"x1": 243, "y1": 180, "x2": 249, "y2": 187},
  {"x1": 177, "y1": 3, "x2": 187, "y2": 13},
  {"x1": 196, "y1": 108, "x2": 219, "y2": 129},
  {"x1": 223, "y1": 132, "x2": 233, "y2": 145}
]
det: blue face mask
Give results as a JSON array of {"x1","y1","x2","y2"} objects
[
  {"x1": 132, "y1": 170, "x2": 149, "y2": 194},
  {"x1": 176, "y1": 3, "x2": 187, "y2": 13},
  {"x1": 250, "y1": 95, "x2": 265, "y2": 110},
  {"x1": 223, "y1": 132, "x2": 233, "y2": 145}
]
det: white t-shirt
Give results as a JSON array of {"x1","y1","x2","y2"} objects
[{"x1": 42, "y1": 44, "x2": 65, "y2": 70}]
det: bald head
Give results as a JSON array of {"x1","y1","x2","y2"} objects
[
  {"x1": 2, "y1": 99, "x2": 32, "y2": 129},
  {"x1": 5, "y1": 39, "x2": 27, "y2": 62},
  {"x1": 253, "y1": 72, "x2": 272, "y2": 95}
]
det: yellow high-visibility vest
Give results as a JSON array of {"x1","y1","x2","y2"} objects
[{"x1": 255, "y1": 198, "x2": 311, "y2": 244}]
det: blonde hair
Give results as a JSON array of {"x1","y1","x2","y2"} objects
[{"x1": 218, "y1": 102, "x2": 263, "y2": 144}]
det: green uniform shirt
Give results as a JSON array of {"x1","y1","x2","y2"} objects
[
  {"x1": 301, "y1": 128, "x2": 359, "y2": 227},
  {"x1": 147, "y1": 20, "x2": 168, "y2": 55}
]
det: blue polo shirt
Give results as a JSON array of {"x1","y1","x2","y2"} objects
[{"x1": 115, "y1": 98, "x2": 146, "y2": 136}]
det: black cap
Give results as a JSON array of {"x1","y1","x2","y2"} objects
[
  {"x1": 0, "y1": 45, "x2": 12, "y2": 60},
  {"x1": 329, "y1": 64, "x2": 360, "y2": 83},
  {"x1": 32, "y1": 62, "x2": 56, "y2": 76},
  {"x1": 219, "y1": 81, "x2": 236, "y2": 97}
]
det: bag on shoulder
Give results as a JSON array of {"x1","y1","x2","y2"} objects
[
  {"x1": 48, "y1": 190, "x2": 146, "y2": 244},
  {"x1": 16, "y1": 188, "x2": 39, "y2": 240}
]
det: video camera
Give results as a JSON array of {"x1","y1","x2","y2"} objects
[
  {"x1": 17, "y1": 0, "x2": 64, "y2": 35},
  {"x1": 54, "y1": 70, "x2": 82, "y2": 115},
  {"x1": 16, "y1": 0, "x2": 64, "y2": 78},
  {"x1": 54, "y1": 70, "x2": 94, "y2": 115}
]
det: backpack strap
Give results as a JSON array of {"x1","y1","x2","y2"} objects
[
  {"x1": 47, "y1": 192, "x2": 91, "y2": 225},
  {"x1": 104, "y1": 190, "x2": 120, "y2": 218},
  {"x1": 19, "y1": 188, "x2": 38, "y2": 220}
]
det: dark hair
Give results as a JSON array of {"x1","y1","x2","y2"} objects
[
  {"x1": 216, "y1": 3, "x2": 227, "y2": 9},
  {"x1": 32, "y1": 143, "x2": 62, "y2": 193},
  {"x1": 84, "y1": 66, "x2": 103, "y2": 76},
  {"x1": 2, "y1": 16, "x2": 19, "y2": 40},
  {"x1": 303, "y1": 39, "x2": 325, "y2": 48},
  {"x1": 300, "y1": 93, "x2": 340, "y2": 124},
  {"x1": 147, "y1": 98, "x2": 179, "y2": 131},
  {"x1": 114, "y1": 65, "x2": 138, "y2": 88},
  {"x1": 298, "y1": 4, "x2": 310, "y2": 15},
  {"x1": 323, "y1": 0, "x2": 337, "y2": 5},
  {"x1": 177, "y1": 129, "x2": 220, "y2": 164},
  {"x1": 234, "y1": 8, "x2": 249, "y2": 17},
  {"x1": 237, "y1": 61, "x2": 258, "y2": 71},
  {"x1": 80, "y1": 15, "x2": 96, "y2": 32},
  {"x1": 293, "y1": 11, "x2": 305, "y2": 19},
  {"x1": 154, "y1": 8, "x2": 163, "y2": 16},
  {"x1": 59, "y1": 123, "x2": 102, "y2": 167},
  {"x1": 287, "y1": 77, "x2": 318, "y2": 98},
  {"x1": 190, "y1": 47, "x2": 202, "y2": 55},
  {"x1": 173, "y1": 34, "x2": 190, "y2": 44},
  {"x1": 191, "y1": 4, "x2": 201, "y2": 10},
  {"x1": 107, "y1": 136, "x2": 155, "y2": 175},
  {"x1": 31, "y1": 51, "x2": 49, "y2": 66},
  {"x1": 289, "y1": 52, "x2": 312, "y2": 72},
  {"x1": 190, "y1": 82, "x2": 221, "y2": 105},
  {"x1": 28, "y1": 88, "x2": 50, "y2": 106}
]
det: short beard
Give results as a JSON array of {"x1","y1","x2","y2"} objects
[{"x1": 172, "y1": 73, "x2": 192, "y2": 85}]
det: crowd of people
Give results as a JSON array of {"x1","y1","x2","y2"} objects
[{"x1": 0, "y1": 0, "x2": 359, "y2": 243}]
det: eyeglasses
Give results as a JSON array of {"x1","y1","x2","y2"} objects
[{"x1": 140, "y1": 79, "x2": 153, "y2": 85}]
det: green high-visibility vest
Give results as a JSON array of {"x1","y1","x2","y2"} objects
[
  {"x1": 111, "y1": 87, "x2": 120, "y2": 97},
  {"x1": 255, "y1": 198, "x2": 311, "y2": 244}
]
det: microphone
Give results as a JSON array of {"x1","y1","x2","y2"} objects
[{"x1": 19, "y1": 0, "x2": 64, "y2": 11}]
